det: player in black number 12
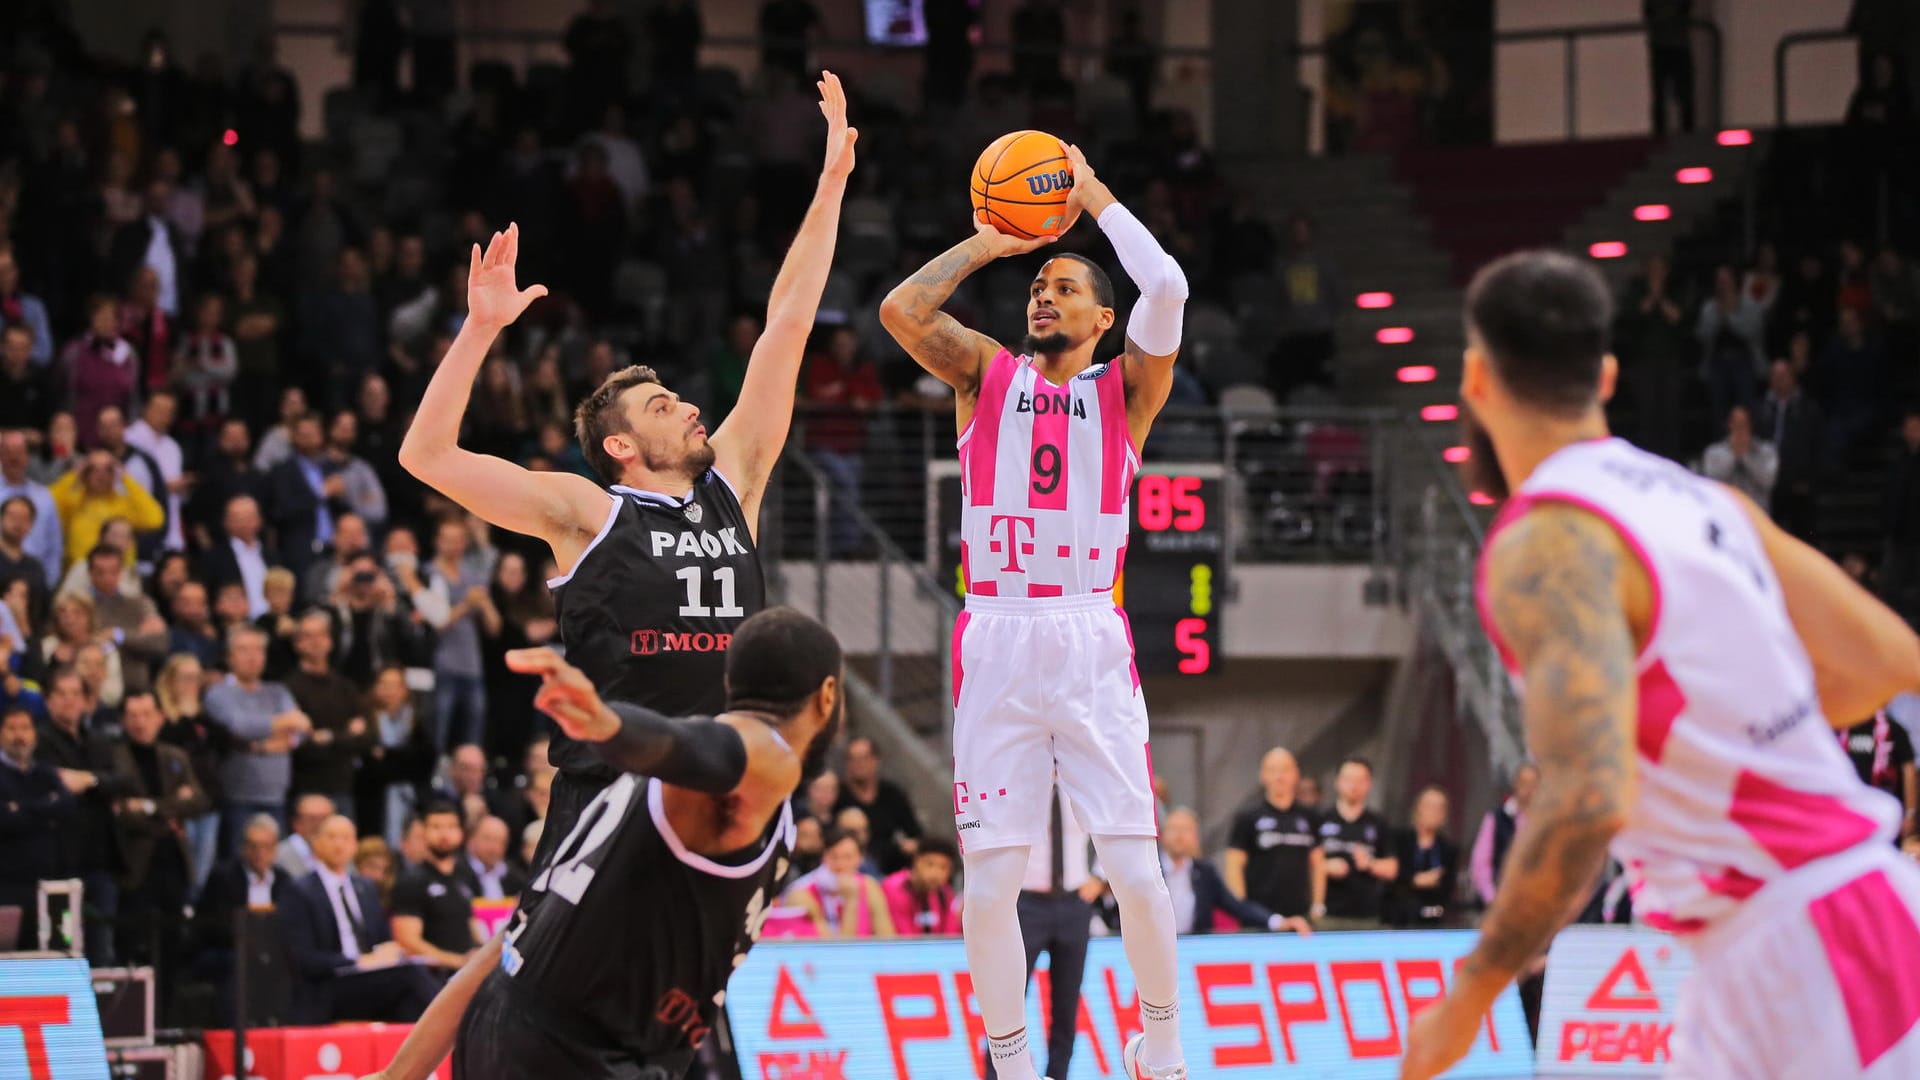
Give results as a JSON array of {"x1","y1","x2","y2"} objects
[{"x1": 376, "y1": 607, "x2": 844, "y2": 1080}]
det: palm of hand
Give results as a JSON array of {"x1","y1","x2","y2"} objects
[
  {"x1": 816, "y1": 70, "x2": 858, "y2": 180},
  {"x1": 466, "y1": 222, "x2": 547, "y2": 328}
]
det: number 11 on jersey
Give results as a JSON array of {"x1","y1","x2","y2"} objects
[{"x1": 676, "y1": 566, "x2": 746, "y2": 618}]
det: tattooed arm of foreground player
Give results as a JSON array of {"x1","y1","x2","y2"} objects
[{"x1": 1401, "y1": 505, "x2": 1640, "y2": 1080}]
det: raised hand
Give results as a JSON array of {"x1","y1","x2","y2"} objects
[
  {"x1": 1062, "y1": 143, "x2": 1114, "y2": 220},
  {"x1": 506, "y1": 648, "x2": 618, "y2": 742},
  {"x1": 971, "y1": 211, "x2": 1057, "y2": 259},
  {"x1": 816, "y1": 70, "x2": 858, "y2": 181},
  {"x1": 466, "y1": 222, "x2": 549, "y2": 331}
]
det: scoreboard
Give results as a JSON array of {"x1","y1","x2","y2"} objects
[{"x1": 926, "y1": 462, "x2": 1226, "y2": 676}]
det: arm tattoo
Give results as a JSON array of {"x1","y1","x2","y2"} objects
[
  {"x1": 884, "y1": 240, "x2": 996, "y2": 394},
  {"x1": 1467, "y1": 506, "x2": 1637, "y2": 980}
]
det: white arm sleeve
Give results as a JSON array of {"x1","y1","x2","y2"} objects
[{"x1": 1096, "y1": 202, "x2": 1189, "y2": 357}]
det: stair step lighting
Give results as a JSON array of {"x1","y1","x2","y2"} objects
[
  {"x1": 1676, "y1": 166, "x2": 1714, "y2": 184},
  {"x1": 1376, "y1": 327, "x2": 1416, "y2": 344},
  {"x1": 1397, "y1": 365, "x2": 1437, "y2": 383},
  {"x1": 1443, "y1": 446, "x2": 1471, "y2": 463},
  {"x1": 1589, "y1": 241, "x2": 1629, "y2": 259},
  {"x1": 1469, "y1": 491, "x2": 1496, "y2": 506},
  {"x1": 1356, "y1": 291, "x2": 1395, "y2": 309},
  {"x1": 1421, "y1": 403, "x2": 1459, "y2": 422},
  {"x1": 1634, "y1": 204, "x2": 1672, "y2": 221},
  {"x1": 1717, "y1": 129, "x2": 1753, "y2": 147}
]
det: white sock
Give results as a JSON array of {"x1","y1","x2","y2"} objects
[
  {"x1": 1094, "y1": 835, "x2": 1185, "y2": 1067},
  {"x1": 962, "y1": 845, "x2": 1041, "y2": 1080},
  {"x1": 989, "y1": 1028, "x2": 1041, "y2": 1080},
  {"x1": 1140, "y1": 997, "x2": 1181, "y2": 1066}
]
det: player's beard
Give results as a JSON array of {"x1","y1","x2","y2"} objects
[
  {"x1": 1023, "y1": 329, "x2": 1073, "y2": 356},
  {"x1": 1459, "y1": 402, "x2": 1509, "y2": 502},
  {"x1": 798, "y1": 693, "x2": 846, "y2": 783},
  {"x1": 428, "y1": 841, "x2": 461, "y2": 861},
  {"x1": 639, "y1": 434, "x2": 717, "y2": 477}
]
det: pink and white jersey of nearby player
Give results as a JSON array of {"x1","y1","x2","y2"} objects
[
  {"x1": 958, "y1": 350, "x2": 1139, "y2": 598},
  {"x1": 1477, "y1": 437, "x2": 1901, "y2": 936}
]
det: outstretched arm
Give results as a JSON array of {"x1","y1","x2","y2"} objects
[
  {"x1": 1402, "y1": 506, "x2": 1639, "y2": 1080},
  {"x1": 507, "y1": 648, "x2": 750, "y2": 792},
  {"x1": 880, "y1": 219, "x2": 1054, "y2": 411},
  {"x1": 1063, "y1": 145, "x2": 1189, "y2": 442},
  {"x1": 711, "y1": 71, "x2": 858, "y2": 528},
  {"x1": 1730, "y1": 487, "x2": 1920, "y2": 724},
  {"x1": 397, "y1": 225, "x2": 610, "y2": 564}
]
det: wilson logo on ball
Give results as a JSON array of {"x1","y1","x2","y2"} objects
[{"x1": 1025, "y1": 169, "x2": 1074, "y2": 196}]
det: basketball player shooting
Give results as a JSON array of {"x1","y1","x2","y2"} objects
[
  {"x1": 879, "y1": 144, "x2": 1191, "y2": 1080},
  {"x1": 435, "y1": 608, "x2": 840, "y2": 1080},
  {"x1": 368, "y1": 72, "x2": 856, "y2": 1080},
  {"x1": 1400, "y1": 251, "x2": 1920, "y2": 1080}
]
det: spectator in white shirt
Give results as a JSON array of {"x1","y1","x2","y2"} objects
[
  {"x1": 124, "y1": 391, "x2": 190, "y2": 551},
  {"x1": 1700, "y1": 404, "x2": 1779, "y2": 508}
]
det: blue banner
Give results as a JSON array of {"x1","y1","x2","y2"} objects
[
  {"x1": 728, "y1": 931, "x2": 1533, "y2": 1079},
  {"x1": 0, "y1": 957, "x2": 108, "y2": 1080}
]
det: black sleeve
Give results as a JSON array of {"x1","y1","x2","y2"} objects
[
  {"x1": 886, "y1": 783, "x2": 923, "y2": 838},
  {"x1": 1225, "y1": 808, "x2": 1254, "y2": 854},
  {"x1": 594, "y1": 703, "x2": 750, "y2": 793},
  {"x1": 1207, "y1": 863, "x2": 1277, "y2": 928},
  {"x1": 1894, "y1": 721, "x2": 1916, "y2": 768},
  {"x1": 388, "y1": 870, "x2": 428, "y2": 919}
]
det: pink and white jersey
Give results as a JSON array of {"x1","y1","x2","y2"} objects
[
  {"x1": 1477, "y1": 438, "x2": 1901, "y2": 936},
  {"x1": 958, "y1": 350, "x2": 1139, "y2": 598}
]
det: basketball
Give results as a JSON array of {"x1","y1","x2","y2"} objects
[{"x1": 971, "y1": 130, "x2": 1075, "y2": 240}]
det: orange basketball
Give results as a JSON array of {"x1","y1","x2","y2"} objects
[{"x1": 971, "y1": 130, "x2": 1074, "y2": 240}]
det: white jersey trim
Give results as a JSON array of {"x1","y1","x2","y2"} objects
[
  {"x1": 647, "y1": 777, "x2": 792, "y2": 880},
  {"x1": 545, "y1": 491, "x2": 623, "y2": 588}
]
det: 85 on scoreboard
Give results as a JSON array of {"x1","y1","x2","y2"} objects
[{"x1": 927, "y1": 462, "x2": 1225, "y2": 676}]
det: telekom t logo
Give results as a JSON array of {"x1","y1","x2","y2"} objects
[
  {"x1": 0, "y1": 995, "x2": 70, "y2": 1080},
  {"x1": 988, "y1": 515, "x2": 1038, "y2": 573}
]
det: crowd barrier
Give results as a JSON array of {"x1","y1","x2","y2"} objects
[
  {"x1": 3, "y1": 928, "x2": 1696, "y2": 1080},
  {"x1": 728, "y1": 931, "x2": 1535, "y2": 1079},
  {"x1": 1535, "y1": 927, "x2": 1693, "y2": 1077}
]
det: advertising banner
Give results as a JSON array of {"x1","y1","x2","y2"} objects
[
  {"x1": 1535, "y1": 926, "x2": 1694, "y2": 1076},
  {"x1": 0, "y1": 957, "x2": 109, "y2": 1080},
  {"x1": 728, "y1": 931, "x2": 1534, "y2": 1079}
]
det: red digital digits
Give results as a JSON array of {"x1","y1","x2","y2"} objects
[
  {"x1": 1137, "y1": 475, "x2": 1206, "y2": 532},
  {"x1": 1175, "y1": 618, "x2": 1211, "y2": 674}
]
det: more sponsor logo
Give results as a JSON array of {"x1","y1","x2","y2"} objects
[{"x1": 631, "y1": 630, "x2": 735, "y2": 655}]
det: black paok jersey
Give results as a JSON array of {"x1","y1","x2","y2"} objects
[
  {"x1": 550, "y1": 472, "x2": 765, "y2": 775},
  {"x1": 498, "y1": 771, "x2": 795, "y2": 1068}
]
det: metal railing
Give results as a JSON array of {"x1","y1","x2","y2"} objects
[
  {"x1": 1378, "y1": 417, "x2": 1525, "y2": 772},
  {"x1": 787, "y1": 402, "x2": 1393, "y2": 566},
  {"x1": 1291, "y1": 18, "x2": 1723, "y2": 145},
  {"x1": 1775, "y1": 28, "x2": 1856, "y2": 128},
  {"x1": 771, "y1": 401, "x2": 1524, "y2": 777}
]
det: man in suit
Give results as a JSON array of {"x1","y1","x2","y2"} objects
[
  {"x1": 199, "y1": 494, "x2": 276, "y2": 620},
  {"x1": 0, "y1": 705, "x2": 77, "y2": 951},
  {"x1": 1756, "y1": 359, "x2": 1825, "y2": 541},
  {"x1": 1160, "y1": 808, "x2": 1312, "y2": 936},
  {"x1": 265, "y1": 414, "x2": 336, "y2": 578},
  {"x1": 110, "y1": 691, "x2": 211, "y2": 997},
  {"x1": 276, "y1": 793, "x2": 335, "y2": 879},
  {"x1": 35, "y1": 667, "x2": 130, "y2": 964},
  {"x1": 193, "y1": 813, "x2": 298, "y2": 1026},
  {"x1": 107, "y1": 179, "x2": 187, "y2": 317},
  {"x1": 280, "y1": 812, "x2": 437, "y2": 1023},
  {"x1": 187, "y1": 421, "x2": 271, "y2": 554}
]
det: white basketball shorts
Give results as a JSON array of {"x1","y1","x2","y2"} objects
[
  {"x1": 949, "y1": 591, "x2": 1157, "y2": 852},
  {"x1": 1671, "y1": 845, "x2": 1920, "y2": 1078}
]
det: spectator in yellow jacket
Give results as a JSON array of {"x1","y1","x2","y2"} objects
[{"x1": 48, "y1": 451, "x2": 164, "y2": 572}]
